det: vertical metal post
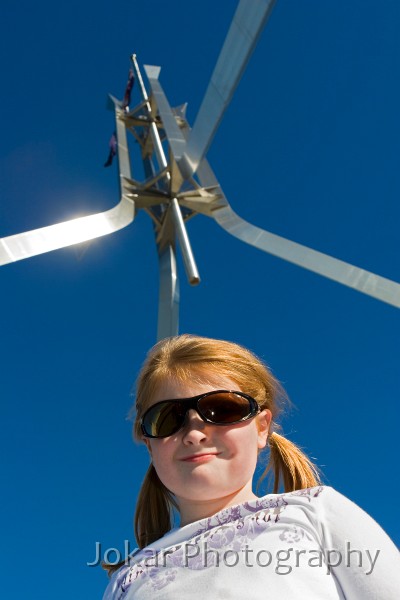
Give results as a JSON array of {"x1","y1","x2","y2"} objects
[
  {"x1": 133, "y1": 54, "x2": 200, "y2": 289},
  {"x1": 113, "y1": 104, "x2": 133, "y2": 196},
  {"x1": 143, "y1": 154, "x2": 180, "y2": 340},
  {"x1": 157, "y1": 244, "x2": 180, "y2": 340}
]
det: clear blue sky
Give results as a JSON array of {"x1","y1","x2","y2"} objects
[{"x1": 1, "y1": 1, "x2": 399, "y2": 598}]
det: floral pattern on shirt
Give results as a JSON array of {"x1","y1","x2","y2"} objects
[{"x1": 116, "y1": 486, "x2": 325, "y2": 597}]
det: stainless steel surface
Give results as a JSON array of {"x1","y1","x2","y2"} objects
[
  {"x1": 157, "y1": 243, "x2": 180, "y2": 340},
  {"x1": 144, "y1": 66, "x2": 200, "y2": 283},
  {"x1": 131, "y1": 55, "x2": 169, "y2": 175},
  {"x1": 170, "y1": 198, "x2": 200, "y2": 285},
  {"x1": 113, "y1": 102, "x2": 133, "y2": 185},
  {"x1": 181, "y1": 0, "x2": 276, "y2": 179},
  {"x1": 149, "y1": 83, "x2": 400, "y2": 309},
  {"x1": 0, "y1": 197, "x2": 134, "y2": 266},
  {"x1": 130, "y1": 57, "x2": 182, "y2": 338},
  {"x1": 144, "y1": 65, "x2": 186, "y2": 194},
  {"x1": 144, "y1": 66, "x2": 186, "y2": 163},
  {"x1": 214, "y1": 206, "x2": 400, "y2": 308},
  {"x1": 193, "y1": 154, "x2": 400, "y2": 308},
  {"x1": 0, "y1": 96, "x2": 135, "y2": 266}
]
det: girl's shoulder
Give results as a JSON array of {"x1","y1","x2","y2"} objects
[
  {"x1": 195, "y1": 485, "x2": 332, "y2": 529},
  {"x1": 173, "y1": 485, "x2": 333, "y2": 543},
  {"x1": 258, "y1": 484, "x2": 329, "y2": 505}
]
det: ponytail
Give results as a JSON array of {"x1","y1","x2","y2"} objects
[
  {"x1": 103, "y1": 464, "x2": 177, "y2": 576},
  {"x1": 260, "y1": 431, "x2": 321, "y2": 493},
  {"x1": 134, "y1": 463, "x2": 177, "y2": 549}
]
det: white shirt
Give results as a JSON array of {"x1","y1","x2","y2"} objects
[{"x1": 103, "y1": 486, "x2": 399, "y2": 599}]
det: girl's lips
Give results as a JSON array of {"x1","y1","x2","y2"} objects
[{"x1": 180, "y1": 453, "x2": 219, "y2": 463}]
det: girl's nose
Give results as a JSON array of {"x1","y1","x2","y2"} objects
[{"x1": 181, "y1": 409, "x2": 208, "y2": 444}]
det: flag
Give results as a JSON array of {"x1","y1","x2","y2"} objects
[
  {"x1": 104, "y1": 132, "x2": 117, "y2": 167},
  {"x1": 122, "y1": 69, "x2": 135, "y2": 109}
]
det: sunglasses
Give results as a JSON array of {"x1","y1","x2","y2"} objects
[{"x1": 140, "y1": 390, "x2": 260, "y2": 438}]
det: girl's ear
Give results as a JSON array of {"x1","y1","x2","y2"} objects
[{"x1": 256, "y1": 409, "x2": 272, "y2": 449}]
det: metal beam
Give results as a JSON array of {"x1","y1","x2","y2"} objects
[{"x1": 180, "y1": 0, "x2": 276, "y2": 179}]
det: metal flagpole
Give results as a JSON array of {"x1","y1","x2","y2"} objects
[{"x1": 131, "y1": 56, "x2": 200, "y2": 339}]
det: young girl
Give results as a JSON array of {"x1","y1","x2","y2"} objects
[{"x1": 103, "y1": 335, "x2": 399, "y2": 599}]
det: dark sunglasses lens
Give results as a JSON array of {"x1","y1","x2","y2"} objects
[
  {"x1": 199, "y1": 392, "x2": 252, "y2": 423},
  {"x1": 143, "y1": 402, "x2": 185, "y2": 437}
]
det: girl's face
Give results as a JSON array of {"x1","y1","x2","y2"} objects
[{"x1": 143, "y1": 375, "x2": 271, "y2": 523}]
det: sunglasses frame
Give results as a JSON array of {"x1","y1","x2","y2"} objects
[{"x1": 140, "y1": 390, "x2": 260, "y2": 439}]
